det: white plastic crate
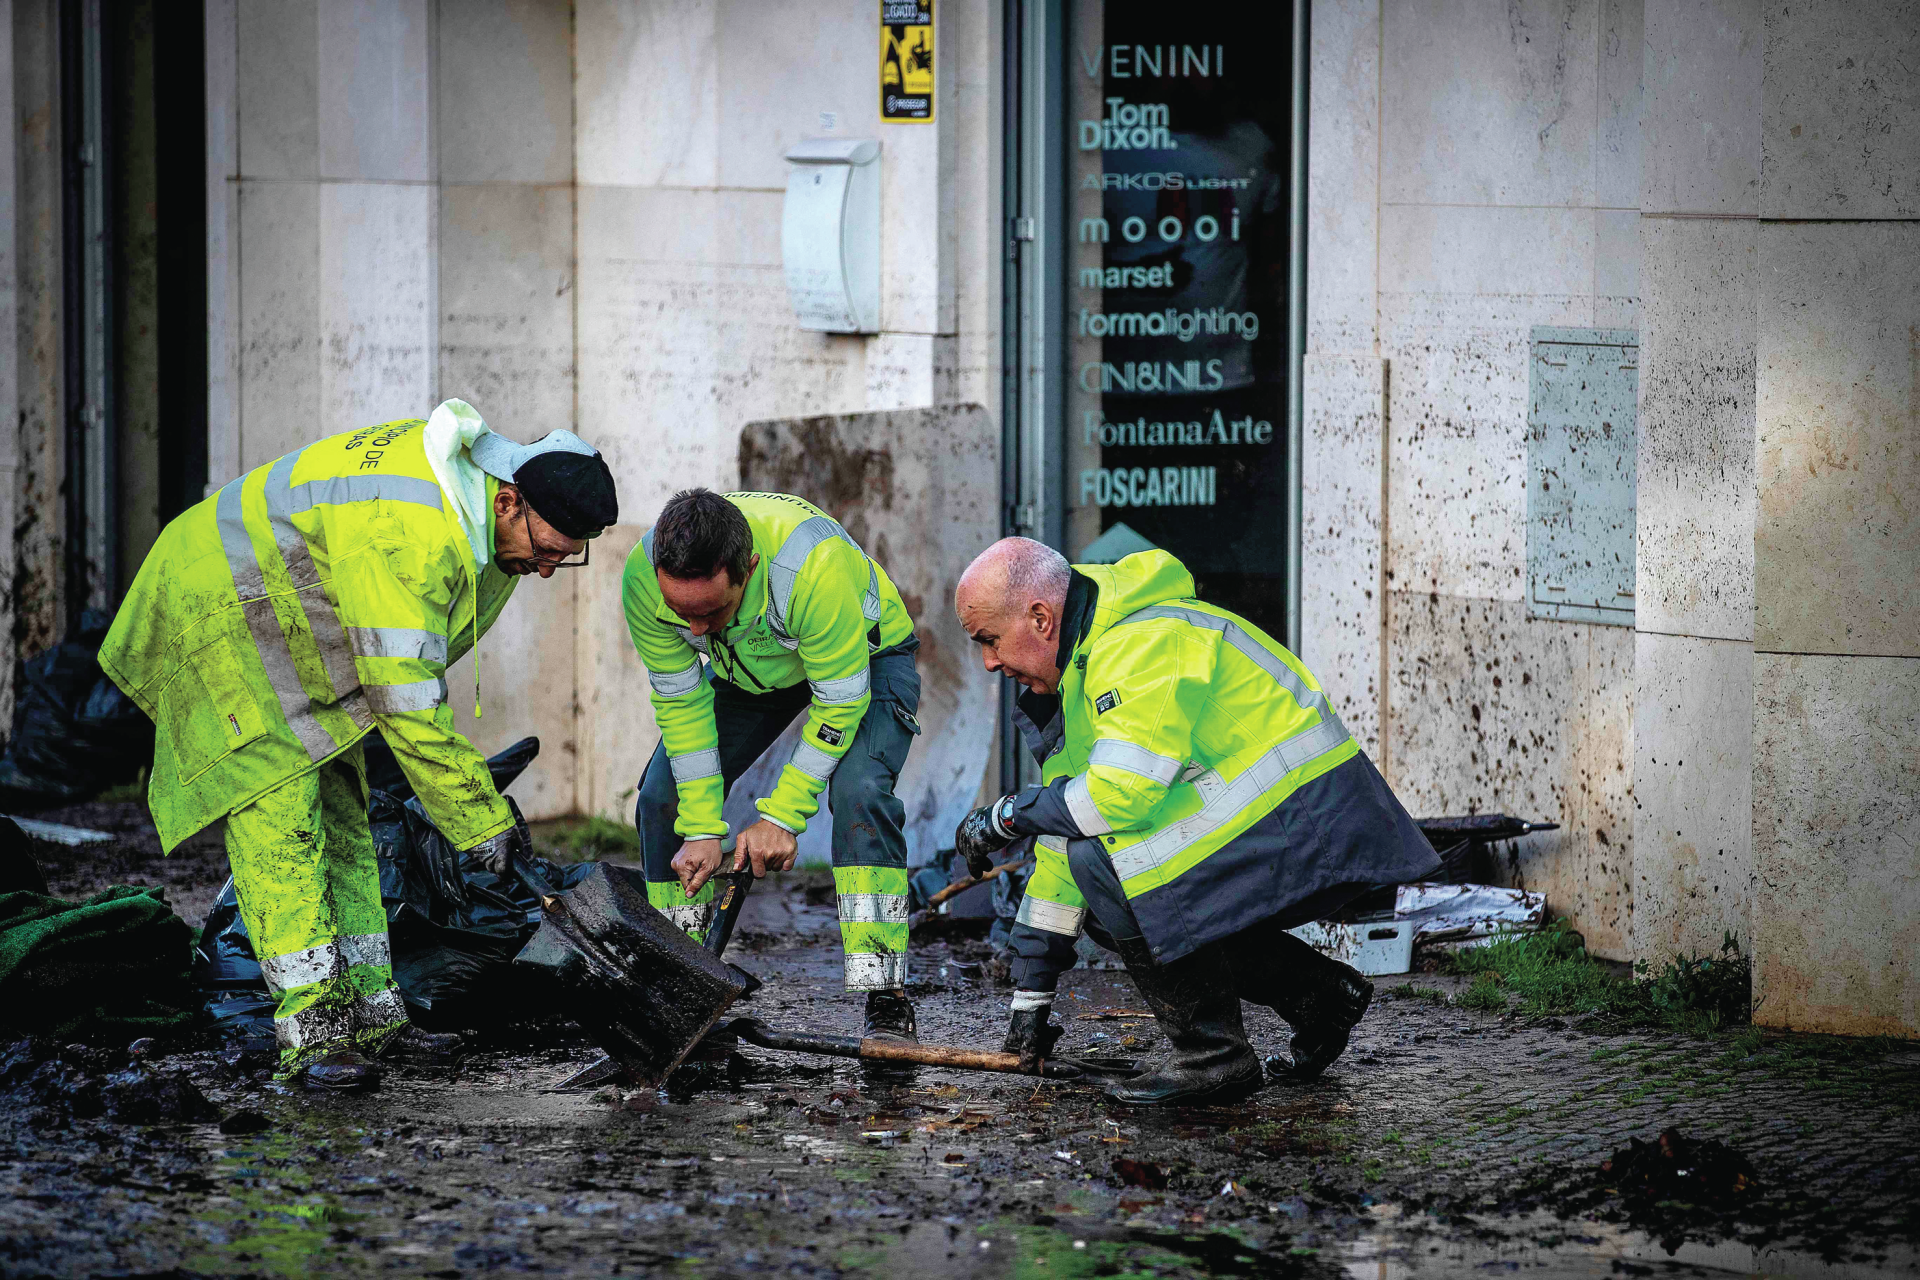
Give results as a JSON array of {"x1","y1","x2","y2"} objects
[{"x1": 1285, "y1": 915, "x2": 1415, "y2": 977}]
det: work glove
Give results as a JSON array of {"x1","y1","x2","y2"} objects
[
  {"x1": 954, "y1": 795, "x2": 1019, "y2": 879},
  {"x1": 1002, "y1": 992, "x2": 1064, "y2": 1073},
  {"x1": 468, "y1": 816, "x2": 534, "y2": 878}
]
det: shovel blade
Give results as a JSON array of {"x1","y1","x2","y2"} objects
[{"x1": 513, "y1": 863, "x2": 744, "y2": 1086}]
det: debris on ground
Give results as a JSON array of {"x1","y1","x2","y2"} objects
[
  {"x1": 1600, "y1": 1129, "x2": 1758, "y2": 1208},
  {"x1": 1396, "y1": 881, "x2": 1546, "y2": 944},
  {"x1": 0, "y1": 611, "x2": 152, "y2": 813},
  {"x1": 0, "y1": 882, "x2": 198, "y2": 1041},
  {"x1": 0, "y1": 1037, "x2": 218, "y2": 1124}
]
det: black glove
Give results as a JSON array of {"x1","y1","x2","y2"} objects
[
  {"x1": 469, "y1": 815, "x2": 534, "y2": 877},
  {"x1": 955, "y1": 795, "x2": 1018, "y2": 879},
  {"x1": 1002, "y1": 1002, "x2": 1064, "y2": 1073}
]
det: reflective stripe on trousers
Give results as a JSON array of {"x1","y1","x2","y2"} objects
[{"x1": 226, "y1": 752, "x2": 408, "y2": 1076}]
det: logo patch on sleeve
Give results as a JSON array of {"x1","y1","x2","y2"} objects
[
  {"x1": 817, "y1": 724, "x2": 845, "y2": 746},
  {"x1": 1094, "y1": 689, "x2": 1122, "y2": 715}
]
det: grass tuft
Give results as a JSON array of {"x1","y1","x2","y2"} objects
[
  {"x1": 539, "y1": 815, "x2": 643, "y2": 862},
  {"x1": 1440, "y1": 921, "x2": 1752, "y2": 1033}
]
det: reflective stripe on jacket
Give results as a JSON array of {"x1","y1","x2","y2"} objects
[
  {"x1": 100, "y1": 421, "x2": 519, "y2": 852},
  {"x1": 1013, "y1": 550, "x2": 1437, "y2": 963},
  {"x1": 620, "y1": 492, "x2": 915, "y2": 838}
]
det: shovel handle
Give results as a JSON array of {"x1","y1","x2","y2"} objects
[
  {"x1": 722, "y1": 1017, "x2": 1135, "y2": 1081},
  {"x1": 705, "y1": 870, "x2": 753, "y2": 957},
  {"x1": 501, "y1": 799, "x2": 559, "y2": 902}
]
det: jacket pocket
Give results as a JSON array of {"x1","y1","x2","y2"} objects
[{"x1": 158, "y1": 622, "x2": 268, "y2": 786}]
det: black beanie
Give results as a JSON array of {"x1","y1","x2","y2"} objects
[{"x1": 514, "y1": 450, "x2": 619, "y2": 539}]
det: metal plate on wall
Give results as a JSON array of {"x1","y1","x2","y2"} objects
[{"x1": 1527, "y1": 327, "x2": 1637, "y2": 627}]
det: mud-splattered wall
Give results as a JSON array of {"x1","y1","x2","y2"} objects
[
  {"x1": 1306, "y1": 0, "x2": 1643, "y2": 959},
  {"x1": 3, "y1": 0, "x2": 68, "y2": 733}
]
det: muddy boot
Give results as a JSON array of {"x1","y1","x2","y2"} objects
[
  {"x1": 862, "y1": 990, "x2": 918, "y2": 1043},
  {"x1": 1106, "y1": 937, "x2": 1263, "y2": 1107},
  {"x1": 1231, "y1": 923, "x2": 1373, "y2": 1080},
  {"x1": 302, "y1": 1049, "x2": 383, "y2": 1093},
  {"x1": 380, "y1": 1027, "x2": 466, "y2": 1068}
]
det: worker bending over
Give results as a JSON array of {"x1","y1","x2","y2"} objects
[
  {"x1": 102, "y1": 401, "x2": 617, "y2": 1092},
  {"x1": 624, "y1": 490, "x2": 923, "y2": 1040},
  {"x1": 953, "y1": 539, "x2": 1437, "y2": 1106}
]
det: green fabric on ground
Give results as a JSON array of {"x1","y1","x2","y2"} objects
[{"x1": 0, "y1": 885, "x2": 198, "y2": 1041}]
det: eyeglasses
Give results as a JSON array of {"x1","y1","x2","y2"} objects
[{"x1": 520, "y1": 506, "x2": 590, "y2": 570}]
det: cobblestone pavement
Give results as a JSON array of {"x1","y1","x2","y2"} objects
[{"x1": 3, "y1": 867, "x2": 1917, "y2": 1278}]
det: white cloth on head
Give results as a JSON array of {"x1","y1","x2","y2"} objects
[{"x1": 424, "y1": 398, "x2": 496, "y2": 572}]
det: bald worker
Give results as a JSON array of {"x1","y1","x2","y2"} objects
[{"x1": 950, "y1": 539, "x2": 1437, "y2": 1106}]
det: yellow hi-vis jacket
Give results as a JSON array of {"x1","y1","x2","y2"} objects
[
  {"x1": 101, "y1": 421, "x2": 519, "y2": 853},
  {"x1": 621, "y1": 492, "x2": 915, "y2": 839},
  {"x1": 1009, "y1": 550, "x2": 1437, "y2": 963}
]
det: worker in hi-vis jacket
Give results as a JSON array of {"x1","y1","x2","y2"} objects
[
  {"x1": 101, "y1": 400, "x2": 618, "y2": 1092},
  {"x1": 622, "y1": 489, "x2": 924, "y2": 1042},
  {"x1": 951, "y1": 538, "x2": 1439, "y2": 1106}
]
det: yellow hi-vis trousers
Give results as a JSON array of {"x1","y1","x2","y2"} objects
[{"x1": 226, "y1": 748, "x2": 407, "y2": 1076}]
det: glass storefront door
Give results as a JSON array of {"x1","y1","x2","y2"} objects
[
  {"x1": 999, "y1": 0, "x2": 1300, "y2": 788},
  {"x1": 1008, "y1": 0, "x2": 1297, "y2": 645}
]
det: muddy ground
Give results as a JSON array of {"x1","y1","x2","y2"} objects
[{"x1": 4, "y1": 804, "x2": 1919, "y2": 1278}]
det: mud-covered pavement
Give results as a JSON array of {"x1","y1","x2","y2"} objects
[{"x1": 5, "y1": 815, "x2": 1919, "y2": 1278}]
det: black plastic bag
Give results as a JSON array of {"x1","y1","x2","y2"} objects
[
  {"x1": 196, "y1": 735, "x2": 596, "y2": 1035},
  {"x1": 0, "y1": 610, "x2": 153, "y2": 812}
]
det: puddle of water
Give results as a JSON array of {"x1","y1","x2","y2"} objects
[{"x1": 1339, "y1": 1209, "x2": 1920, "y2": 1279}]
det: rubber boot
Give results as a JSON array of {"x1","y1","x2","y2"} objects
[
  {"x1": 1106, "y1": 936, "x2": 1263, "y2": 1107},
  {"x1": 302, "y1": 1049, "x2": 383, "y2": 1093},
  {"x1": 1230, "y1": 922, "x2": 1373, "y2": 1080},
  {"x1": 862, "y1": 990, "x2": 918, "y2": 1043}
]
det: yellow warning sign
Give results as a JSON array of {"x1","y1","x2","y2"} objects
[{"x1": 880, "y1": 0, "x2": 934, "y2": 123}]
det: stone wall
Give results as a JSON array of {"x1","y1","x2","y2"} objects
[
  {"x1": 198, "y1": 0, "x2": 1001, "y2": 823},
  {"x1": 1306, "y1": 0, "x2": 1644, "y2": 958}
]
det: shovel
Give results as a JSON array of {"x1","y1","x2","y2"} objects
[
  {"x1": 508, "y1": 808, "x2": 746, "y2": 1088},
  {"x1": 714, "y1": 1016, "x2": 1144, "y2": 1083}
]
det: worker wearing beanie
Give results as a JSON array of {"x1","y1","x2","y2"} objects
[
  {"x1": 101, "y1": 401, "x2": 618, "y2": 1092},
  {"x1": 622, "y1": 489, "x2": 923, "y2": 1042}
]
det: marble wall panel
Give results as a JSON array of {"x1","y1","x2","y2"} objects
[
  {"x1": 575, "y1": 184, "x2": 865, "y2": 520},
  {"x1": 1593, "y1": 207, "x2": 1641, "y2": 330},
  {"x1": 1302, "y1": 354, "x2": 1385, "y2": 760},
  {"x1": 1632, "y1": 631, "x2": 1753, "y2": 961},
  {"x1": 1597, "y1": 0, "x2": 1645, "y2": 211},
  {"x1": 574, "y1": 524, "x2": 659, "y2": 821},
  {"x1": 1386, "y1": 591, "x2": 1631, "y2": 957},
  {"x1": 1753, "y1": 653, "x2": 1920, "y2": 1036},
  {"x1": 437, "y1": 0, "x2": 573, "y2": 185},
  {"x1": 863, "y1": 333, "x2": 955, "y2": 411},
  {"x1": 446, "y1": 575, "x2": 581, "y2": 821},
  {"x1": 574, "y1": 0, "x2": 719, "y2": 188},
  {"x1": 1640, "y1": 0, "x2": 1761, "y2": 215},
  {"x1": 317, "y1": 0, "x2": 431, "y2": 182},
  {"x1": 713, "y1": 0, "x2": 873, "y2": 191},
  {"x1": 1636, "y1": 216, "x2": 1756, "y2": 641},
  {"x1": 1761, "y1": 0, "x2": 1920, "y2": 220},
  {"x1": 236, "y1": 0, "x2": 319, "y2": 179},
  {"x1": 317, "y1": 181, "x2": 437, "y2": 432},
  {"x1": 236, "y1": 180, "x2": 321, "y2": 468},
  {"x1": 1381, "y1": 0, "x2": 1598, "y2": 208},
  {"x1": 1381, "y1": 205, "x2": 1598, "y2": 602},
  {"x1": 1754, "y1": 221, "x2": 1919, "y2": 658},
  {"x1": 1307, "y1": 0, "x2": 1379, "y2": 356},
  {"x1": 438, "y1": 183, "x2": 576, "y2": 438},
  {"x1": 1383, "y1": 330, "x2": 1530, "y2": 604}
]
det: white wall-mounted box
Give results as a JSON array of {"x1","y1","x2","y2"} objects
[{"x1": 782, "y1": 138, "x2": 881, "y2": 334}]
